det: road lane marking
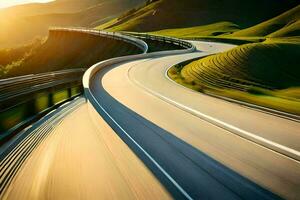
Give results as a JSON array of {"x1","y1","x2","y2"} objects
[
  {"x1": 87, "y1": 93, "x2": 194, "y2": 200},
  {"x1": 133, "y1": 72, "x2": 300, "y2": 162}
]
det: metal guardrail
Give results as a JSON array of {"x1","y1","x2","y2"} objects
[
  {"x1": 50, "y1": 27, "x2": 196, "y2": 53},
  {"x1": 0, "y1": 68, "x2": 85, "y2": 85},
  {"x1": 123, "y1": 32, "x2": 195, "y2": 50},
  {"x1": 0, "y1": 68, "x2": 85, "y2": 141},
  {"x1": 0, "y1": 69, "x2": 85, "y2": 103},
  {"x1": 50, "y1": 27, "x2": 149, "y2": 54},
  {"x1": 0, "y1": 27, "x2": 151, "y2": 143}
]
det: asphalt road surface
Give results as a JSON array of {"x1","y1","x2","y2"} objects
[{"x1": 0, "y1": 98, "x2": 171, "y2": 200}]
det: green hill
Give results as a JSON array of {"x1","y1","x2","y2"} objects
[
  {"x1": 169, "y1": 38, "x2": 300, "y2": 114},
  {"x1": 180, "y1": 40, "x2": 300, "y2": 90},
  {"x1": 150, "y1": 22, "x2": 240, "y2": 38},
  {"x1": 231, "y1": 4, "x2": 300, "y2": 37},
  {"x1": 97, "y1": 0, "x2": 298, "y2": 33},
  {"x1": 0, "y1": 0, "x2": 145, "y2": 48},
  {"x1": 0, "y1": 30, "x2": 142, "y2": 78}
]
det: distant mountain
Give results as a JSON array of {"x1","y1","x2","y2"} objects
[
  {"x1": 0, "y1": 0, "x2": 145, "y2": 48},
  {"x1": 98, "y1": 0, "x2": 298, "y2": 32},
  {"x1": 231, "y1": 4, "x2": 300, "y2": 37},
  {"x1": 0, "y1": 0, "x2": 103, "y2": 17}
]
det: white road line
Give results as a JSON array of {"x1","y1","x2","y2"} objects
[
  {"x1": 88, "y1": 93, "x2": 193, "y2": 200},
  {"x1": 132, "y1": 73, "x2": 300, "y2": 162}
]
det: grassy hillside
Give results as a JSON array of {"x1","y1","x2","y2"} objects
[
  {"x1": 0, "y1": 0, "x2": 145, "y2": 48},
  {"x1": 97, "y1": 0, "x2": 298, "y2": 33},
  {"x1": 0, "y1": 30, "x2": 142, "y2": 78},
  {"x1": 180, "y1": 40, "x2": 300, "y2": 90},
  {"x1": 169, "y1": 38, "x2": 300, "y2": 114},
  {"x1": 231, "y1": 5, "x2": 300, "y2": 38},
  {"x1": 151, "y1": 22, "x2": 240, "y2": 38}
]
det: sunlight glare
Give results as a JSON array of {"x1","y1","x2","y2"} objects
[{"x1": 0, "y1": 0, "x2": 54, "y2": 9}]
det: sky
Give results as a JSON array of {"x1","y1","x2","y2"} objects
[{"x1": 0, "y1": 0, "x2": 54, "y2": 9}]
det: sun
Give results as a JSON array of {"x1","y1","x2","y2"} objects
[{"x1": 0, "y1": 0, "x2": 54, "y2": 9}]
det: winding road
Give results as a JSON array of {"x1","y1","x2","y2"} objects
[{"x1": 1, "y1": 39, "x2": 299, "y2": 200}]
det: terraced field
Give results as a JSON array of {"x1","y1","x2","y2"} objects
[
  {"x1": 182, "y1": 42, "x2": 300, "y2": 90},
  {"x1": 169, "y1": 40, "x2": 300, "y2": 114}
]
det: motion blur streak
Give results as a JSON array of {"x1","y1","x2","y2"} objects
[{"x1": 2, "y1": 102, "x2": 171, "y2": 200}]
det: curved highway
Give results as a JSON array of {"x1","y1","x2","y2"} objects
[
  {"x1": 89, "y1": 40, "x2": 300, "y2": 199},
  {"x1": 1, "y1": 38, "x2": 299, "y2": 200}
]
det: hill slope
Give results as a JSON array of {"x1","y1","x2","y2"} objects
[
  {"x1": 0, "y1": 30, "x2": 142, "y2": 78},
  {"x1": 181, "y1": 40, "x2": 300, "y2": 91},
  {"x1": 176, "y1": 5, "x2": 300, "y2": 92},
  {"x1": 150, "y1": 21, "x2": 240, "y2": 38},
  {"x1": 97, "y1": 0, "x2": 298, "y2": 32},
  {"x1": 0, "y1": 0, "x2": 145, "y2": 48},
  {"x1": 231, "y1": 4, "x2": 300, "y2": 37}
]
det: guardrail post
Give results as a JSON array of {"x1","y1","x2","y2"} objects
[
  {"x1": 67, "y1": 86, "x2": 72, "y2": 98},
  {"x1": 26, "y1": 99, "x2": 37, "y2": 117},
  {"x1": 48, "y1": 88, "x2": 54, "y2": 107}
]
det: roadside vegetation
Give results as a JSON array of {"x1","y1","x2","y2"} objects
[{"x1": 0, "y1": 38, "x2": 44, "y2": 77}]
